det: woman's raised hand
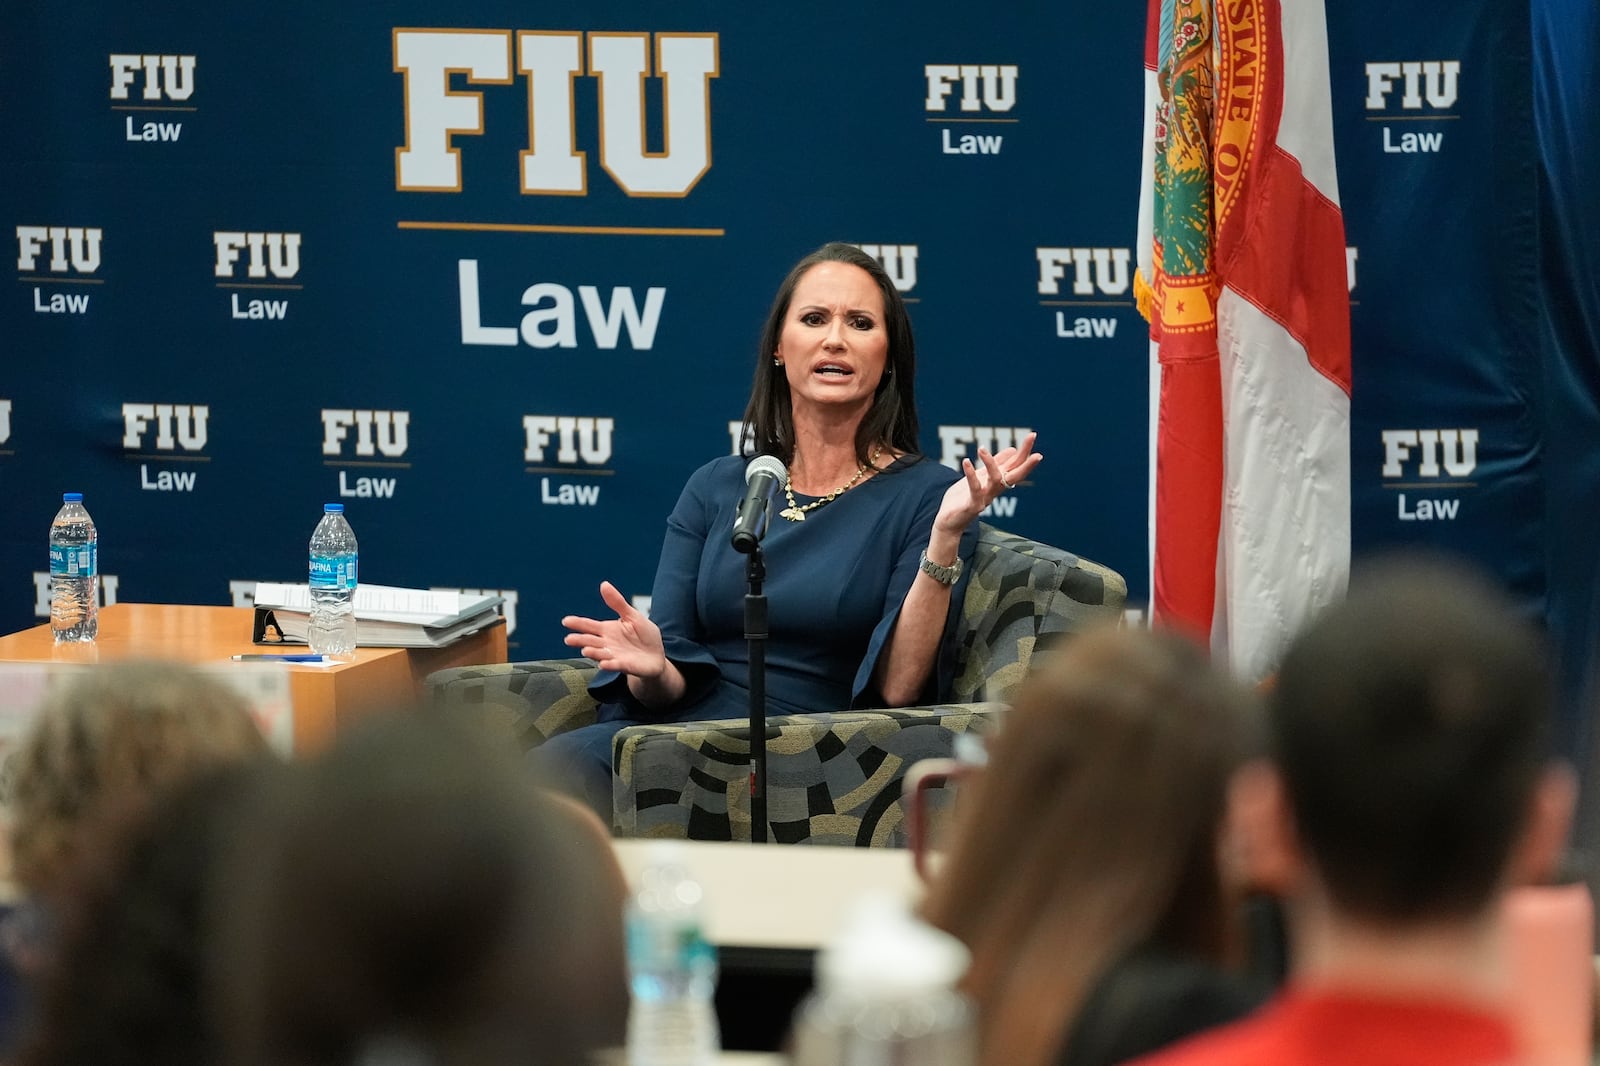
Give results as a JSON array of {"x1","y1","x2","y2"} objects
[
  {"x1": 934, "y1": 431, "x2": 1043, "y2": 534},
  {"x1": 561, "y1": 581, "x2": 668, "y2": 678}
]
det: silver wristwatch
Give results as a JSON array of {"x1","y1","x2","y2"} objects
[{"x1": 918, "y1": 549, "x2": 962, "y2": 586}]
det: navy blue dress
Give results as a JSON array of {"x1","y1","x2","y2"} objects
[{"x1": 538, "y1": 452, "x2": 978, "y2": 816}]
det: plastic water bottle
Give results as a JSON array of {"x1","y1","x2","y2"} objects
[
  {"x1": 791, "y1": 893, "x2": 976, "y2": 1066},
  {"x1": 49, "y1": 493, "x2": 98, "y2": 644},
  {"x1": 307, "y1": 503, "x2": 358, "y2": 659},
  {"x1": 625, "y1": 842, "x2": 719, "y2": 1066}
]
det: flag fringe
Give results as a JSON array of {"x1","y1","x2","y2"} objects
[{"x1": 1134, "y1": 269, "x2": 1156, "y2": 323}]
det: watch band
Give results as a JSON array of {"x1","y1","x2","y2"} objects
[{"x1": 919, "y1": 548, "x2": 962, "y2": 586}]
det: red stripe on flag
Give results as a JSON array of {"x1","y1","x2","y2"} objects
[
  {"x1": 1221, "y1": 146, "x2": 1352, "y2": 394},
  {"x1": 1145, "y1": 0, "x2": 1160, "y2": 72},
  {"x1": 1213, "y1": 0, "x2": 1350, "y2": 396},
  {"x1": 1153, "y1": 355, "x2": 1224, "y2": 640}
]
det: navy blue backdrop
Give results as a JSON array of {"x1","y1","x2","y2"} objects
[{"x1": 2, "y1": 3, "x2": 1594, "y2": 757}]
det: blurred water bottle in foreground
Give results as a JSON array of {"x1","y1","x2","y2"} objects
[
  {"x1": 791, "y1": 893, "x2": 976, "y2": 1066},
  {"x1": 626, "y1": 842, "x2": 719, "y2": 1066}
]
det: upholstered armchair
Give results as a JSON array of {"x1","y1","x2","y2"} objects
[{"x1": 427, "y1": 523, "x2": 1126, "y2": 845}]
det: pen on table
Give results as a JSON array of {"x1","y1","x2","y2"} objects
[{"x1": 230, "y1": 653, "x2": 329, "y2": 663}]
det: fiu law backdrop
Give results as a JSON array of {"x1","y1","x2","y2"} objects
[{"x1": 1, "y1": 3, "x2": 1587, "y2": 740}]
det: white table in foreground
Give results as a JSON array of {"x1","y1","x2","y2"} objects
[
  {"x1": 611, "y1": 839, "x2": 923, "y2": 951},
  {"x1": 595, "y1": 1052, "x2": 782, "y2": 1065}
]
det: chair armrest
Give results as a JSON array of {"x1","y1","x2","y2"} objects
[
  {"x1": 426, "y1": 659, "x2": 601, "y2": 749},
  {"x1": 612, "y1": 702, "x2": 1005, "y2": 845}
]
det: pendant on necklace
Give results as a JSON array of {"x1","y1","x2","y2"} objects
[{"x1": 779, "y1": 507, "x2": 806, "y2": 522}]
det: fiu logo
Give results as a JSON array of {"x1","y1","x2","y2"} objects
[
  {"x1": 214, "y1": 232, "x2": 301, "y2": 321},
  {"x1": 937, "y1": 425, "x2": 1032, "y2": 518},
  {"x1": 394, "y1": 29, "x2": 718, "y2": 196},
  {"x1": 322, "y1": 410, "x2": 410, "y2": 500},
  {"x1": 1381, "y1": 428, "x2": 1478, "y2": 523},
  {"x1": 17, "y1": 226, "x2": 102, "y2": 274},
  {"x1": 110, "y1": 54, "x2": 194, "y2": 142},
  {"x1": 924, "y1": 65, "x2": 1017, "y2": 112},
  {"x1": 214, "y1": 232, "x2": 301, "y2": 279},
  {"x1": 1036, "y1": 247, "x2": 1130, "y2": 340},
  {"x1": 853, "y1": 245, "x2": 918, "y2": 295},
  {"x1": 923, "y1": 64, "x2": 1016, "y2": 156},
  {"x1": 1347, "y1": 247, "x2": 1359, "y2": 294},
  {"x1": 109, "y1": 54, "x2": 196, "y2": 100},
  {"x1": 18, "y1": 226, "x2": 102, "y2": 315},
  {"x1": 0, "y1": 398, "x2": 11, "y2": 449},
  {"x1": 1364, "y1": 61, "x2": 1459, "y2": 155},
  {"x1": 122, "y1": 402, "x2": 210, "y2": 493},
  {"x1": 523, "y1": 415, "x2": 614, "y2": 507},
  {"x1": 35, "y1": 573, "x2": 119, "y2": 620}
]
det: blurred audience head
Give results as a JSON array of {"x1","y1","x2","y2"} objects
[
  {"x1": 921, "y1": 625, "x2": 1259, "y2": 1066},
  {"x1": 13, "y1": 764, "x2": 272, "y2": 1066},
  {"x1": 211, "y1": 712, "x2": 628, "y2": 1066},
  {"x1": 5, "y1": 660, "x2": 268, "y2": 900},
  {"x1": 1255, "y1": 554, "x2": 1572, "y2": 925}
]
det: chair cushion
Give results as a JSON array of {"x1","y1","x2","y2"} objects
[
  {"x1": 951, "y1": 524, "x2": 1127, "y2": 703},
  {"x1": 426, "y1": 660, "x2": 599, "y2": 748},
  {"x1": 612, "y1": 704, "x2": 1005, "y2": 845}
]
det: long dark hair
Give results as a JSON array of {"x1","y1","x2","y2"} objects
[
  {"x1": 922, "y1": 627, "x2": 1258, "y2": 1066},
  {"x1": 739, "y1": 242, "x2": 921, "y2": 467}
]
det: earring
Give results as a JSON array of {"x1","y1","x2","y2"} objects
[{"x1": 774, "y1": 358, "x2": 782, "y2": 366}]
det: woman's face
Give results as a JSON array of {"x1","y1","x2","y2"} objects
[{"x1": 775, "y1": 261, "x2": 890, "y2": 418}]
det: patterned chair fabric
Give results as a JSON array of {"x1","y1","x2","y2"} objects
[{"x1": 426, "y1": 523, "x2": 1126, "y2": 845}]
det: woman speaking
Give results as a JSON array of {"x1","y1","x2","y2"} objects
[{"x1": 546, "y1": 242, "x2": 1041, "y2": 817}]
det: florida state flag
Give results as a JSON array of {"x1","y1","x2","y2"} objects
[{"x1": 1136, "y1": 0, "x2": 1352, "y2": 681}]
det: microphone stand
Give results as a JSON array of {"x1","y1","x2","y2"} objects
[{"x1": 745, "y1": 545, "x2": 769, "y2": 844}]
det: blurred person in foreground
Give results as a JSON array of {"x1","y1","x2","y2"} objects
[
  {"x1": 552, "y1": 241, "x2": 1042, "y2": 820},
  {"x1": 1131, "y1": 557, "x2": 1575, "y2": 1066},
  {"x1": 5, "y1": 660, "x2": 268, "y2": 905},
  {"x1": 210, "y1": 713, "x2": 629, "y2": 1066},
  {"x1": 0, "y1": 661, "x2": 270, "y2": 1061},
  {"x1": 920, "y1": 626, "x2": 1268, "y2": 1066},
  {"x1": 12, "y1": 765, "x2": 271, "y2": 1066}
]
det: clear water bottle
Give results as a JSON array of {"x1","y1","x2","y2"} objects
[
  {"x1": 307, "y1": 503, "x2": 358, "y2": 659},
  {"x1": 625, "y1": 842, "x2": 720, "y2": 1066},
  {"x1": 49, "y1": 493, "x2": 98, "y2": 644},
  {"x1": 791, "y1": 893, "x2": 976, "y2": 1066}
]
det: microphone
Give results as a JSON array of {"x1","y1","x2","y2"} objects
[{"x1": 731, "y1": 454, "x2": 787, "y2": 553}]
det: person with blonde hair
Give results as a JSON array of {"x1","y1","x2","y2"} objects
[
  {"x1": 921, "y1": 626, "x2": 1265, "y2": 1066},
  {"x1": 5, "y1": 660, "x2": 269, "y2": 901},
  {"x1": 0, "y1": 661, "x2": 271, "y2": 1058}
]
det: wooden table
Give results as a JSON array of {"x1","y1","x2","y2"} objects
[{"x1": 0, "y1": 603, "x2": 507, "y2": 753}]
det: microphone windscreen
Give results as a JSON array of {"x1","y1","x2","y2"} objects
[{"x1": 744, "y1": 454, "x2": 787, "y2": 485}]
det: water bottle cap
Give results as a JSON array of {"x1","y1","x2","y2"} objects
[
  {"x1": 817, "y1": 892, "x2": 969, "y2": 995},
  {"x1": 324, "y1": 503, "x2": 344, "y2": 513},
  {"x1": 63, "y1": 492, "x2": 83, "y2": 502}
]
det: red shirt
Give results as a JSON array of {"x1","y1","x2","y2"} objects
[{"x1": 1126, "y1": 986, "x2": 1518, "y2": 1066}]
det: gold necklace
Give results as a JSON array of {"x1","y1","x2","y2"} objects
[{"x1": 779, "y1": 447, "x2": 883, "y2": 522}]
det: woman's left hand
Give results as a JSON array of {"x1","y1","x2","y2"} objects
[{"x1": 933, "y1": 431, "x2": 1042, "y2": 535}]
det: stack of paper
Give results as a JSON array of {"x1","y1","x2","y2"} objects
[{"x1": 251, "y1": 583, "x2": 504, "y2": 649}]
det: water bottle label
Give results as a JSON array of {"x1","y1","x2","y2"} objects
[
  {"x1": 627, "y1": 917, "x2": 716, "y2": 974},
  {"x1": 49, "y1": 543, "x2": 97, "y2": 578},
  {"x1": 309, "y1": 553, "x2": 357, "y2": 590}
]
